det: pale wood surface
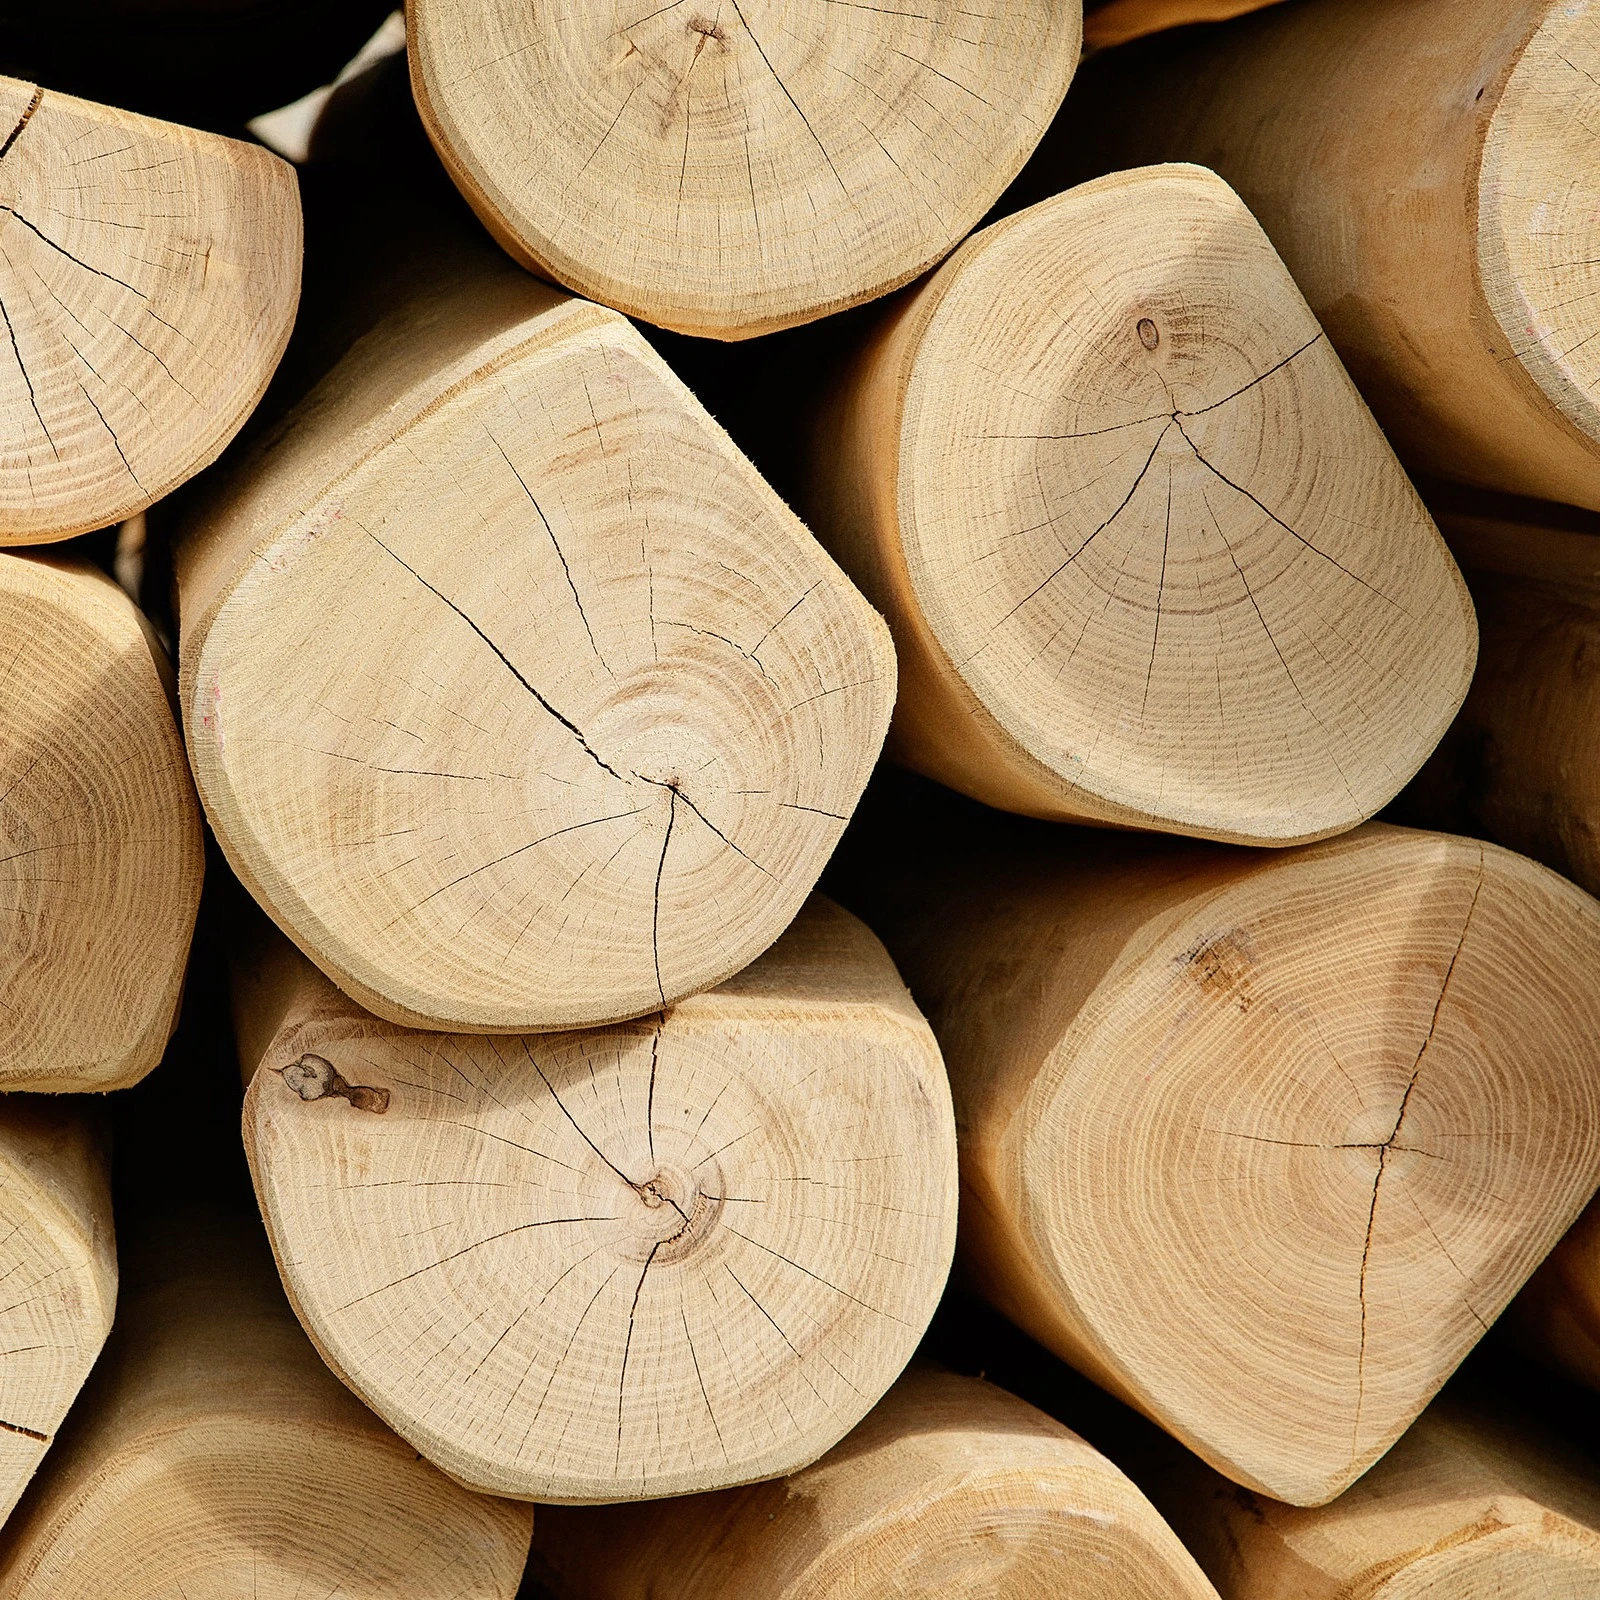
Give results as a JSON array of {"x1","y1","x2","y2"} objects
[
  {"x1": 0, "y1": 1215, "x2": 533, "y2": 1599},
  {"x1": 406, "y1": 0, "x2": 1083, "y2": 339},
  {"x1": 0, "y1": 77, "x2": 301, "y2": 542},
  {"x1": 533, "y1": 1364, "x2": 1221, "y2": 1598},
  {"x1": 235, "y1": 897, "x2": 958, "y2": 1503},
  {"x1": 805, "y1": 164, "x2": 1476, "y2": 844},
  {"x1": 844, "y1": 807, "x2": 1600, "y2": 1504},
  {"x1": 1043, "y1": 0, "x2": 1600, "y2": 510},
  {"x1": 0, "y1": 554, "x2": 202, "y2": 1091},
  {"x1": 177, "y1": 195, "x2": 893, "y2": 1035}
]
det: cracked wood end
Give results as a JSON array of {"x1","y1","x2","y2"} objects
[
  {"x1": 0, "y1": 556, "x2": 201, "y2": 1091},
  {"x1": 1144, "y1": 1393, "x2": 1600, "y2": 1599},
  {"x1": 803, "y1": 164, "x2": 1476, "y2": 845},
  {"x1": 0, "y1": 76, "x2": 301, "y2": 543},
  {"x1": 843, "y1": 808, "x2": 1600, "y2": 1505},
  {"x1": 1043, "y1": 0, "x2": 1600, "y2": 512},
  {"x1": 0, "y1": 1214, "x2": 532, "y2": 1600},
  {"x1": 405, "y1": 0, "x2": 1082, "y2": 339},
  {"x1": 532, "y1": 1364, "x2": 1220, "y2": 1598},
  {"x1": 175, "y1": 203, "x2": 893, "y2": 1037},
  {"x1": 233, "y1": 897, "x2": 957, "y2": 1503}
]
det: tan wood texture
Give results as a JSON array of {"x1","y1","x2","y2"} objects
[
  {"x1": 805, "y1": 164, "x2": 1475, "y2": 845},
  {"x1": 0, "y1": 77, "x2": 301, "y2": 543},
  {"x1": 533, "y1": 1364, "x2": 1221, "y2": 1598},
  {"x1": 0, "y1": 554, "x2": 202, "y2": 1091},
  {"x1": 176, "y1": 200, "x2": 893, "y2": 1036},
  {"x1": 845, "y1": 811, "x2": 1600, "y2": 1505},
  {"x1": 0, "y1": 1103, "x2": 114, "y2": 1527},
  {"x1": 0, "y1": 1215, "x2": 533, "y2": 1599},
  {"x1": 1512, "y1": 1192, "x2": 1600, "y2": 1393},
  {"x1": 405, "y1": 0, "x2": 1083, "y2": 339},
  {"x1": 1043, "y1": 0, "x2": 1600, "y2": 510},
  {"x1": 1083, "y1": 0, "x2": 1287, "y2": 52},
  {"x1": 234, "y1": 897, "x2": 957, "y2": 1504},
  {"x1": 1145, "y1": 1395, "x2": 1600, "y2": 1598}
]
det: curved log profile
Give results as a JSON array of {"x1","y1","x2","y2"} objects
[
  {"x1": 234, "y1": 898, "x2": 957, "y2": 1504},
  {"x1": 406, "y1": 0, "x2": 1082, "y2": 339},
  {"x1": 533, "y1": 1365, "x2": 1220, "y2": 1598},
  {"x1": 0, "y1": 78, "x2": 300, "y2": 543},
  {"x1": 0, "y1": 1216, "x2": 532, "y2": 1600},
  {"x1": 1144, "y1": 1395, "x2": 1600, "y2": 1598},
  {"x1": 1039, "y1": 0, "x2": 1600, "y2": 510},
  {"x1": 0, "y1": 1105, "x2": 114, "y2": 1526},
  {"x1": 1082, "y1": 0, "x2": 1286, "y2": 52},
  {"x1": 1512, "y1": 1192, "x2": 1600, "y2": 1392},
  {"x1": 842, "y1": 802, "x2": 1600, "y2": 1504},
  {"x1": 0, "y1": 556, "x2": 201, "y2": 1091},
  {"x1": 805, "y1": 165, "x2": 1475, "y2": 844},
  {"x1": 177, "y1": 216, "x2": 893, "y2": 1035}
]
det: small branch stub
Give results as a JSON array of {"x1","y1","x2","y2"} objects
[{"x1": 277, "y1": 1054, "x2": 391, "y2": 1114}]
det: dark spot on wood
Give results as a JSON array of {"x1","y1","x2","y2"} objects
[
  {"x1": 276, "y1": 1052, "x2": 391, "y2": 1114},
  {"x1": 1181, "y1": 930, "x2": 1255, "y2": 1013},
  {"x1": 688, "y1": 14, "x2": 727, "y2": 39},
  {"x1": 1137, "y1": 317, "x2": 1160, "y2": 350}
]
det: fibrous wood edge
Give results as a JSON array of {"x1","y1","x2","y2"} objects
[
  {"x1": 0, "y1": 554, "x2": 202, "y2": 1091},
  {"x1": 806, "y1": 163, "x2": 1475, "y2": 844},
  {"x1": 0, "y1": 1216, "x2": 532, "y2": 1600},
  {"x1": 531, "y1": 1364, "x2": 1221, "y2": 1598},
  {"x1": 177, "y1": 248, "x2": 894, "y2": 1034},
  {"x1": 405, "y1": 0, "x2": 1082, "y2": 339},
  {"x1": 0, "y1": 76, "x2": 301, "y2": 542},
  {"x1": 236, "y1": 896, "x2": 958, "y2": 1503}
]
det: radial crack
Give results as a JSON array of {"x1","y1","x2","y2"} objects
[{"x1": 0, "y1": 88, "x2": 42, "y2": 162}]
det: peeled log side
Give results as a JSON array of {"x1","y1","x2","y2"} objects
[
  {"x1": 176, "y1": 221, "x2": 893, "y2": 1034},
  {"x1": 234, "y1": 898, "x2": 957, "y2": 1504},
  {"x1": 0, "y1": 556, "x2": 201, "y2": 1091},
  {"x1": 0, "y1": 1216, "x2": 533, "y2": 1600},
  {"x1": 533, "y1": 1365, "x2": 1220, "y2": 1599},
  {"x1": 1512, "y1": 1194, "x2": 1600, "y2": 1392},
  {"x1": 406, "y1": 0, "x2": 1082, "y2": 339},
  {"x1": 806, "y1": 165, "x2": 1475, "y2": 845},
  {"x1": 1082, "y1": 0, "x2": 1288, "y2": 52},
  {"x1": 1035, "y1": 0, "x2": 1600, "y2": 511},
  {"x1": 0, "y1": 1104, "x2": 114, "y2": 1526},
  {"x1": 0, "y1": 77, "x2": 300, "y2": 542},
  {"x1": 843, "y1": 809, "x2": 1600, "y2": 1504}
]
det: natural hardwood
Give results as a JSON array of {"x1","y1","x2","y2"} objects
[
  {"x1": 234, "y1": 897, "x2": 957, "y2": 1503},
  {"x1": 842, "y1": 803, "x2": 1600, "y2": 1505},
  {"x1": 0, "y1": 555, "x2": 202, "y2": 1091},
  {"x1": 0, "y1": 77, "x2": 301, "y2": 543},
  {"x1": 805, "y1": 164, "x2": 1476, "y2": 844},
  {"x1": 0, "y1": 1103, "x2": 114, "y2": 1528},
  {"x1": 176, "y1": 198, "x2": 893, "y2": 1035},
  {"x1": 1042, "y1": 0, "x2": 1600, "y2": 510},
  {"x1": 533, "y1": 1365, "x2": 1221, "y2": 1598},
  {"x1": 1083, "y1": 0, "x2": 1286, "y2": 52},
  {"x1": 0, "y1": 1215, "x2": 533, "y2": 1600},
  {"x1": 405, "y1": 0, "x2": 1083, "y2": 339},
  {"x1": 1513, "y1": 1192, "x2": 1600, "y2": 1393}
]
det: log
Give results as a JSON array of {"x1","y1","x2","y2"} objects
[
  {"x1": 0, "y1": 1213, "x2": 533, "y2": 1599},
  {"x1": 1082, "y1": 0, "x2": 1286, "y2": 54},
  {"x1": 0, "y1": 1103, "x2": 114, "y2": 1526},
  {"x1": 1512, "y1": 1192, "x2": 1600, "y2": 1392},
  {"x1": 531, "y1": 1364, "x2": 1220, "y2": 1598},
  {"x1": 0, "y1": 555, "x2": 202, "y2": 1091},
  {"x1": 405, "y1": 0, "x2": 1083, "y2": 339},
  {"x1": 835, "y1": 787, "x2": 1600, "y2": 1504},
  {"x1": 804, "y1": 163, "x2": 1476, "y2": 843},
  {"x1": 233, "y1": 896, "x2": 957, "y2": 1503},
  {"x1": 0, "y1": 77, "x2": 301, "y2": 543},
  {"x1": 1031, "y1": 0, "x2": 1600, "y2": 511},
  {"x1": 175, "y1": 184, "x2": 894, "y2": 1035},
  {"x1": 1141, "y1": 1394, "x2": 1600, "y2": 1597}
]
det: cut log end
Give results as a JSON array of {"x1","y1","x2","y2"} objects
[
  {"x1": 0, "y1": 77, "x2": 301, "y2": 542},
  {"x1": 406, "y1": 0, "x2": 1082, "y2": 338}
]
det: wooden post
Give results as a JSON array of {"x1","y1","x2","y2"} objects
[
  {"x1": 0, "y1": 1103, "x2": 114, "y2": 1527},
  {"x1": 531, "y1": 1365, "x2": 1220, "y2": 1598},
  {"x1": 0, "y1": 77, "x2": 301, "y2": 542},
  {"x1": 175, "y1": 177, "x2": 894, "y2": 1036},
  {"x1": 233, "y1": 898, "x2": 957, "y2": 1503},
  {"x1": 0, "y1": 555, "x2": 202, "y2": 1091},
  {"x1": 836, "y1": 792, "x2": 1600, "y2": 1504},
  {"x1": 1036, "y1": 0, "x2": 1600, "y2": 511},
  {"x1": 803, "y1": 164, "x2": 1476, "y2": 844},
  {"x1": 0, "y1": 1214, "x2": 533, "y2": 1600},
  {"x1": 405, "y1": 0, "x2": 1083, "y2": 339}
]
